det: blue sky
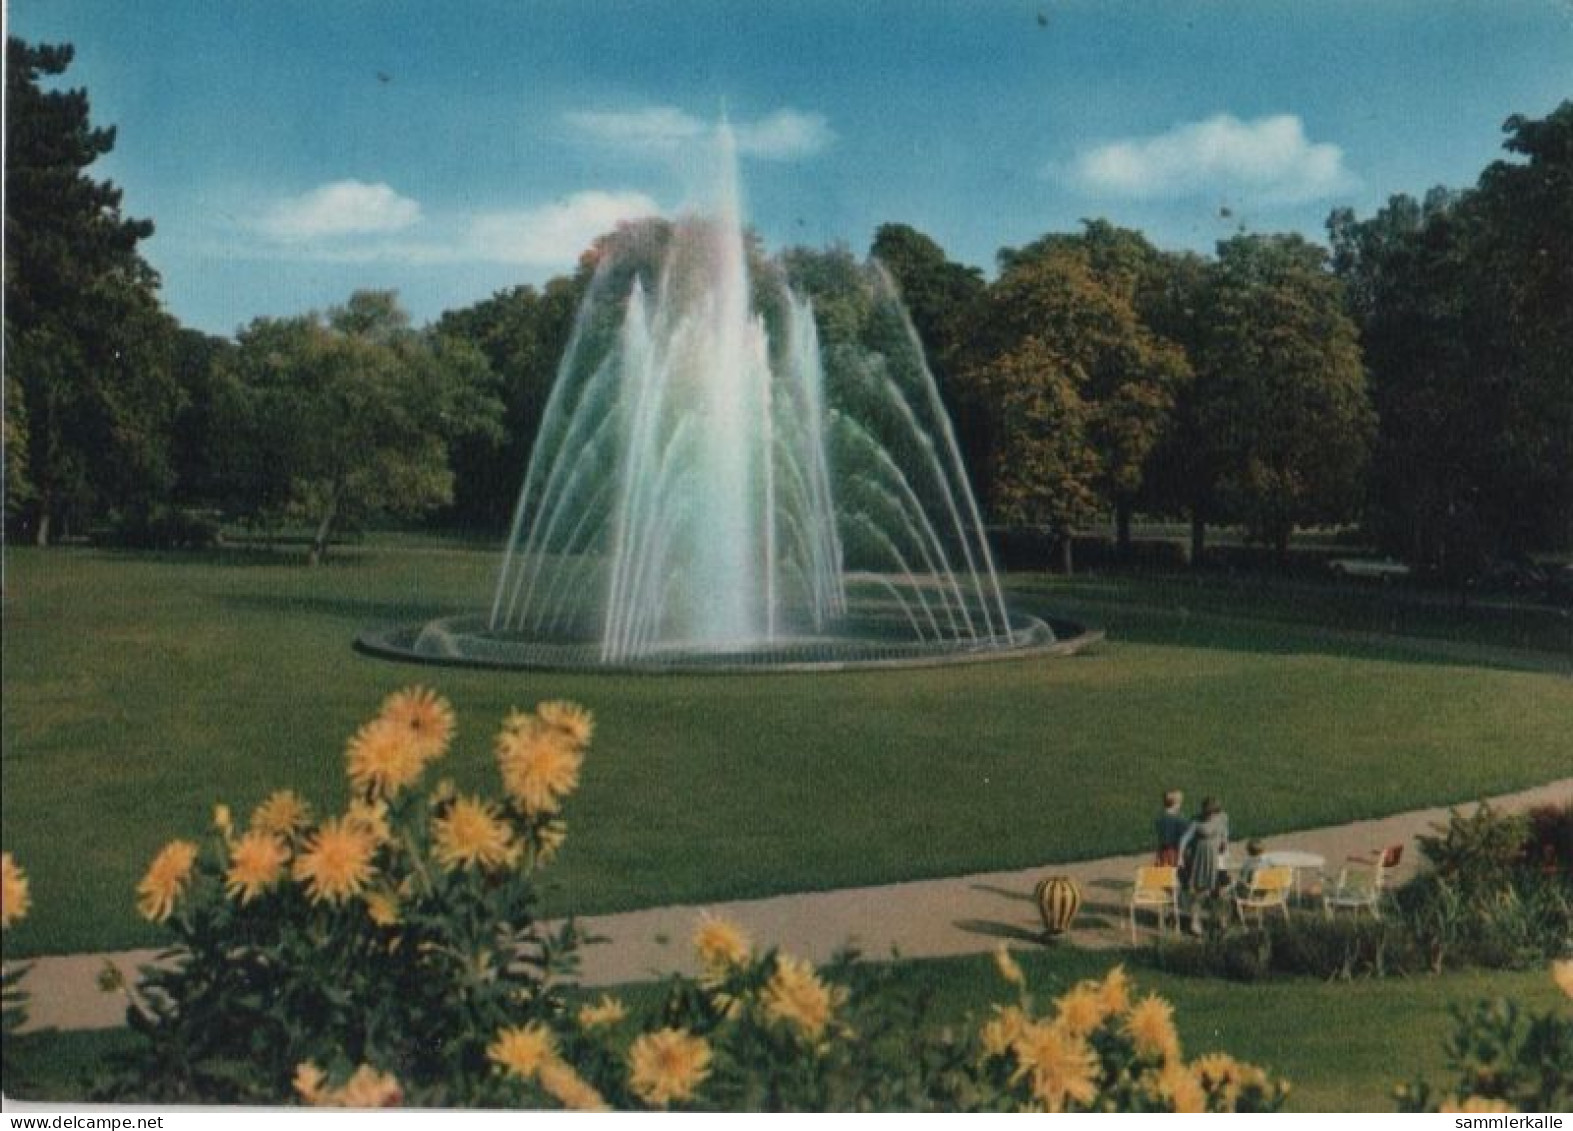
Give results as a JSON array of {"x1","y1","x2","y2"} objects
[{"x1": 13, "y1": 0, "x2": 1572, "y2": 336}]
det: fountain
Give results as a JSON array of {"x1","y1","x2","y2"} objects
[{"x1": 359, "y1": 125, "x2": 1090, "y2": 671}]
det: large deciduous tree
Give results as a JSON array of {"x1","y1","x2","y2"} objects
[
  {"x1": 1331, "y1": 102, "x2": 1573, "y2": 577},
  {"x1": 215, "y1": 291, "x2": 501, "y2": 563},
  {"x1": 5, "y1": 37, "x2": 180, "y2": 544},
  {"x1": 961, "y1": 223, "x2": 1191, "y2": 567},
  {"x1": 1169, "y1": 234, "x2": 1372, "y2": 562}
]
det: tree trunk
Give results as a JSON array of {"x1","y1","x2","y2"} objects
[
  {"x1": 34, "y1": 509, "x2": 51, "y2": 548},
  {"x1": 308, "y1": 490, "x2": 340, "y2": 567},
  {"x1": 1189, "y1": 511, "x2": 1206, "y2": 568},
  {"x1": 1058, "y1": 532, "x2": 1075, "y2": 576},
  {"x1": 1115, "y1": 500, "x2": 1133, "y2": 559}
]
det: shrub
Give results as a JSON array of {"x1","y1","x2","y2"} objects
[
  {"x1": 96, "y1": 690, "x2": 594, "y2": 1105},
  {"x1": 1524, "y1": 800, "x2": 1573, "y2": 877},
  {"x1": 1416, "y1": 802, "x2": 1531, "y2": 895},
  {"x1": 1394, "y1": 961, "x2": 1573, "y2": 1113}
]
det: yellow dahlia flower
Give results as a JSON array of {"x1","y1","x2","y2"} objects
[
  {"x1": 980, "y1": 1004, "x2": 1030, "y2": 1059},
  {"x1": 251, "y1": 790, "x2": 313, "y2": 839},
  {"x1": 1, "y1": 853, "x2": 30, "y2": 929},
  {"x1": 1098, "y1": 965, "x2": 1132, "y2": 1015},
  {"x1": 761, "y1": 954, "x2": 844, "y2": 1042},
  {"x1": 628, "y1": 1028, "x2": 712, "y2": 1108},
  {"x1": 536, "y1": 699, "x2": 594, "y2": 747},
  {"x1": 1011, "y1": 1021, "x2": 1100, "y2": 1112},
  {"x1": 693, "y1": 913, "x2": 752, "y2": 972},
  {"x1": 539, "y1": 1058, "x2": 609, "y2": 1112},
  {"x1": 298, "y1": 1064, "x2": 402, "y2": 1108},
  {"x1": 1124, "y1": 992, "x2": 1181, "y2": 1063},
  {"x1": 345, "y1": 716, "x2": 425, "y2": 799},
  {"x1": 496, "y1": 714, "x2": 583, "y2": 815},
  {"x1": 431, "y1": 795, "x2": 517, "y2": 872},
  {"x1": 578, "y1": 994, "x2": 629, "y2": 1029},
  {"x1": 379, "y1": 686, "x2": 455, "y2": 763},
  {"x1": 1053, "y1": 981, "x2": 1112, "y2": 1038},
  {"x1": 488, "y1": 1023, "x2": 557, "y2": 1080},
  {"x1": 224, "y1": 829, "x2": 290, "y2": 904},
  {"x1": 1152, "y1": 1059, "x2": 1207, "y2": 1114},
  {"x1": 344, "y1": 798, "x2": 392, "y2": 845},
  {"x1": 363, "y1": 888, "x2": 402, "y2": 928},
  {"x1": 292, "y1": 818, "x2": 378, "y2": 905},
  {"x1": 137, "y1": 840, "x2": 199, "y2": 922}
]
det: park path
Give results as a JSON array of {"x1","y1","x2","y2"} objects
[{"x1": 13, "y1": 777, "x2": 1571, "y2": 1034}]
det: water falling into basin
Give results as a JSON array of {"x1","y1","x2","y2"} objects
[{"x1": 362, "y1": 123, "x2": 1076, "y2": 671}]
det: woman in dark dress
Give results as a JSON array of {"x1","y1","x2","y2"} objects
[{"x1": 1178, "y1": 796, "x2": 1230, "y2": 933}]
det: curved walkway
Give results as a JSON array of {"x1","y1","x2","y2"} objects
[{"x1": 14, "y1": 777, "x2": 1571, "y2": 1034}]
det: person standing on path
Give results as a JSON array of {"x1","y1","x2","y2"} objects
[
  {"x1": 1155, "y1": 789, "x2": 1188, "y2": 866},
  {"x1": 1178, "y1": 796, "x2": 1230, "y2": 933}
]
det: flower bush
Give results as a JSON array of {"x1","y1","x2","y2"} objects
[
  {"x1": 1395, "y1": 960, "x2": 1573, "y2": 1113},
  {"x1": 97, "y1": 688, "x2": 593, "y2": 1105},
  {"x1": 98, "y1": 690, "x2": 1289, "y2": 1111},
  {"x1": 2, "y1": 851, "x2": 33, "y2": 1076}
]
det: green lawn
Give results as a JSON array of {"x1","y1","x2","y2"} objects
[
  {"x1": 3, "y1": 543, "x2": 1570, "y2": 956},
  {"x1": 5, "y1": 953, "x2": 1564, "y2": 1112}
]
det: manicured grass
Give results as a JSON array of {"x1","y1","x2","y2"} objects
[
  {"x1": 5, "y1": 956, "x2": 1564, "y2": 1111},
  {"x1": 3, "y1": 544, "x2": 1570, "y2": 956}
]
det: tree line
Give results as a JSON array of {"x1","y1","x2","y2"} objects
[{"x1": 6, "y1": 37, "x2": 1569, "y2": 580}]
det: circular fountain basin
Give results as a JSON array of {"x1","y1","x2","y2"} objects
[{"x1": 356, "y1": 611, "x2": 1101, "y2": 674}]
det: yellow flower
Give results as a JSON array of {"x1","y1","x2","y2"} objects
[
  {"x1": 1098, "y1": 965, "x2": 1132, "y2": 1015},
  {"x1": 1053, "y1": 981, "x2": 1112, "y2": 1038},
  {"x1": 980, "y1": 1004, "x2": 1030, "y2": 1059},
  {"x1": 1440, "y1": 1096, "x2": 1517, "y2": 1114},
  {"x1": 1553, "y1": 959, "x2": 1573, "y2": 1000},
  {"x1": 496, "y1": 713, "x2": 583, "y2": 815},
  {"x1": 224, "y1": 830, "x2": 290, "y2": 904},
  {"x1": 1011, "y1": 1021, "x2": 1101, "y2": 1112},
  {"x1": 534, "y1": 818, "x2": 568, "y2": 864},
  {"x1": 762, "y1": 954, "x2": 844, "y2": 1042},
  {"x1": 335, "y1": 1065, "x2": 404, "y2": 1108},
  {"x1": 1124, "y1": 993, "x2": 1181, "y2": 1063},
  {"x1": 488, "y1": 1023, "x2": 557, "y2": 1080},
  {"x1": 294, "y1": 1062, "x2": 327, "y2": 1104},
  {"x1": 628, "y1": 1028, "x2": 712, "y2": 1108},
  {"x1": 344, "y1": 798, "x2": 392, "y2": 845},
  {"x1": 136, "y1": 840, "x2": 199, "y2": 922},
  {"x1": 345, "y1": 716, "x2": 425, "y2": 799},
  {"x1": 992, "y1": 943, "x2": 1025, "y2": 989},
  {"x1": 431, "y1": 795, "x2": 517, "y2": 872},
  {"x1": 1152, "y1": 1059, "x2": 1208, "y2": 1114},
  {"x1": 694, "y1": 913, "x2": 752, "y2": 973},
  {"x1": 292, "y1": 818, "x2": 378, "y2": 905},
  {"x1": 298, "y1": 1064, "x2": 403, "y2": 1108},
  {"x1": 1, "y1": 853, "x2": 31, "y2": 930},
  {"x1": 251, "y1": 790, "x2": 313, "y2": 839},
  {"x1": 379, "y1": 685, "x2": 456, "y2": 763},
  {"x1": 536, "y1": 699, "x2": 595, "y2": 748},
  {"x1": 212, "y1": 804, "x2": 234, "y2": 839},
  {"x1": 539, "y1": 1058, "x2": 609, "y2": 1112},
  {"x1": 1192, "y1": 1052, "x2": 1248, "y2": 1110},
  {"x1": 363, "y1": 888, "x2": 401, "y2": 928},
  {"x1": 578, "y1": 994, "x2": 629, "y2": 1029}
]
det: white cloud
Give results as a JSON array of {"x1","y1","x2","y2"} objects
[
  {"x1": 733, "y1": 109, "x2": 836, "y2": 161},
  {"x1": 1065, "y1": 114, "x2": 1356, "y2": 204},
  {"x1": 463, "y1": 190, "x2": 663, "y2": 266},
  {"x1": 566, "y1": 105, "x2": 834, "y2": 161},
  {"x1": 259, "y1": 180, "x2": 422, "y2": 240}
]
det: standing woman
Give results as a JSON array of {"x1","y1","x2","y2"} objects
[{"x1": 1178, "y1": 796, "x2": 1230, "y2": 934}]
